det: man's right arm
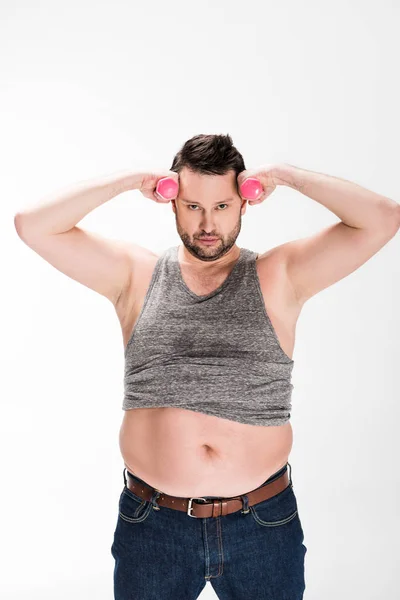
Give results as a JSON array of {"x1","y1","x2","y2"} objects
[{"x1": 14, "y1": 170, "x2": 151, "y2": 306}]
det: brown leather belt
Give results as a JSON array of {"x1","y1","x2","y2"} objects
[{"x1": 126, "y1": 468, "x2": 290, "y2": 518}]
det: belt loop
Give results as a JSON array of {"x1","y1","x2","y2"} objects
[
  {"x1": 240, "y1": 494, "x2": 250, "y2": 514},
  {"x1": 150, "y1": 489, "x2": 161, "y2": 511},
  {"x1": 287, "y1": 462, "x2": 292, "y2": 486},
  {"x1": 123, "y1": 467, "x2": 127, "y2": 486}
]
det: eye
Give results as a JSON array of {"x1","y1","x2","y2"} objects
[{"x1": 187, "y1": 204, "x2": 228, "y2": 211}]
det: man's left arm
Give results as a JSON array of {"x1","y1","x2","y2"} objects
[{"x1": 272, "y1": 164, "x2": 400, "y2": 305}]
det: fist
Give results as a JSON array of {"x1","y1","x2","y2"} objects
[
  {"x1": 139, "y1": 170, "x2": 180, "y2": 203},
  {"x1": 237, "y1": 164, "x2": 279, "y2": 205}
]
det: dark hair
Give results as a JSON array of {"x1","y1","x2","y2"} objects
[{"x1": 170, "y1": 133, "x2": 246, "y2": 178}]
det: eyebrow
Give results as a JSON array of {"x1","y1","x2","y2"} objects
[{"x1": 180, "y1": 197, "x2": 235, "y2": 205}]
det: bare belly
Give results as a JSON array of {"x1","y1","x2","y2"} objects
[{"x1": 119, "y1": 406, "x2": 293, "y2": 497}]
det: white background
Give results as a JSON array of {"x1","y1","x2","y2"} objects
[{"x1": 1, "y1": 0, "x2": 399, "y2": 598}]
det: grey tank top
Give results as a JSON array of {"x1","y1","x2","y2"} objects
[{"x1": 123, "y1": 245, "x2": 294, "y2": 426}]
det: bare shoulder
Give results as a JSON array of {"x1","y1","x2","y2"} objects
[
  {"x1": 115, "y1": 242, "x2": 159, "y2": 319},
  {"x1": 256, "y1": 243, "x2": 303, "y2": 312},
  {"x1": 122, "y1": 241, "x2": 158, "y2": 264},
  {"x1": 252, "y1": 244, "x2": 302, "y2": 360}
]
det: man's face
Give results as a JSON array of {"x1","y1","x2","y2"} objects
[{"x1": 171, "y1": 167, "x2": 247, "y2": 262}]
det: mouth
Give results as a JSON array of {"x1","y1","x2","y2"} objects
[{"x1": 198, "y1": 238, "x2": 219, "y2": 244}]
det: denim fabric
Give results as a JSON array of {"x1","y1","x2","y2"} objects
[{"x1": 111, "y1": 462, "x2": 307, "y2": 599}]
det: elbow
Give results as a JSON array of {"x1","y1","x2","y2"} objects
[
  {"x1": 14, "y1": 213, "x2": 33, "y2": 240},
  {"x1": 14, "y1": 213, "x2": 24, "y2": 237},
  {"x1": 380, "y1": 200, "x2": 400, "y2": 235}
]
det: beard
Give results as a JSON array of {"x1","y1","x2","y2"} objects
[{"x1": 175, "y1": 212, "x2": 242, "y2": 262}]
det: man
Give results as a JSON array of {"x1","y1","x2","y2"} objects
[{"x1": 15, "y1": 134, "x2": 399, "y2": 599}]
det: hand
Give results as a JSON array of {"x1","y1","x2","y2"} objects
[
  {"x1": 237, "y1": 164, "x2": 280, "y2": 205},
  {"x1": 139, "y1": 170, "x2": 180, "y2": 203}
]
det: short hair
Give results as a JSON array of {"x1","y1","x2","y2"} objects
[{"x1": 170, "y1": 133, "x2": 246, "y2": 178}]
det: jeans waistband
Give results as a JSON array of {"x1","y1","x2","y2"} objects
[{"x1": 125, "y1": 462, "x2": 290, "y2": 499}]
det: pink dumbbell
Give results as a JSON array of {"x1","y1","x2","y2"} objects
[
  {"x1": 155, "y1": 177, "x2": 179, "y2": 201},
  {"x1": 155, "y1": 175, "x2": 262, "y2": 201},
  {"x1": 239, "y1": 177, "x2": 263, "y2": 200}
]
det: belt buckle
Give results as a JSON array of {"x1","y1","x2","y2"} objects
[{"x1": 187, "y1": 497, "x2": 208, "y2": 517}]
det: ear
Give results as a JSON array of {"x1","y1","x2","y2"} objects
[
  {"x1": 171, "y1": 199, "x2": 177, "y2": 214},
  {"x1": 240, "y1": 198, "x2": 248, "y2": 215}
]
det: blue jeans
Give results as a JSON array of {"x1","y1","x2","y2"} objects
[{"x1": 111, "y1": 462, "x2": 307, "y2": 599}]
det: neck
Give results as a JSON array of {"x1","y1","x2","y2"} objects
[{"x1": 178, "y1": 244, "x2": 240, "y2": 271}]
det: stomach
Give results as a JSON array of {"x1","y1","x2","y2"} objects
[{"x1": 119, "y1": 406, "x2": 293, "y2": 498}]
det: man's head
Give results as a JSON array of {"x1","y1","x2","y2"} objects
[{"x1": 169, "y1": 133, "x2": 247, "y2": 263}]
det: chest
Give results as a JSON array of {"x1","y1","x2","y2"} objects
[
  {"x1": 179, "y1": 269, "x2": 231, "y2": 296},
  {"x1": 116, "y1": 252, "x2": 301, "y2": 361}
]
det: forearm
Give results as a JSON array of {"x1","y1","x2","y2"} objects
[
  {"x1": 14, "y1": 169, "x2": 143, "y2": 237},
  {"x1": 274, "y1": 163, "x2": 400, "y2": 230}
]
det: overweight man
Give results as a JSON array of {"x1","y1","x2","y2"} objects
[{"x1": 15, "y1": 133, "x2": 400, "y2": 600}]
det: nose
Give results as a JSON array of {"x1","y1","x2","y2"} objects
[{"x1": 199, "y1": 214, "x2": 216, "y2": 233}]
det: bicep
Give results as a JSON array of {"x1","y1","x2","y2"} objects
[
  {"x1": 16, "y1": 224, "x2": 148, "y2": 305},
  {"x1": 283, "y1": 220, "x2": 398, "y2": 305}
]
